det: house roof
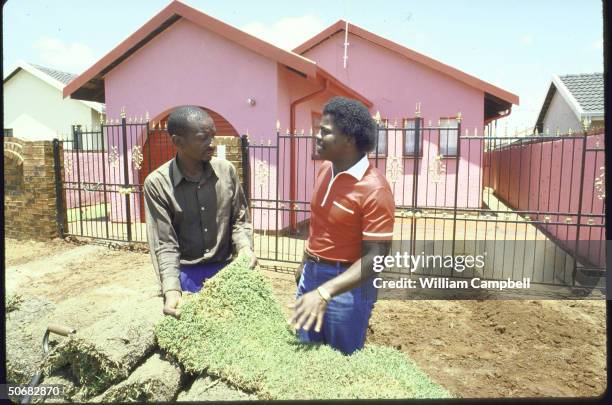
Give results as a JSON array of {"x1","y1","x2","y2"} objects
[
  {"x1": 293, "y1": 20, "x2": 520, "y2": 115},
  {"x1": 535, "y1": 73, "x2": 603, "y2": 131},
  {"x1": 4, "y1": 61, "x2": 106, "y2": 114},
  {"x1": 63, "y1": 1, "x2": 372, "y2": 107},
  {"x1": 31, "y1": 64, "x2": 78, "y2": 85}
]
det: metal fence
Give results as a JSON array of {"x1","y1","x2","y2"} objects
[{"x1": 55, "y1": 115, "x2": 605, "y2": 290}]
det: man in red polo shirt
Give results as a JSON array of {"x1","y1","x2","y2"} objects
[{"x1": 288, "y1": 96, "x2": 395, "y2": 355}]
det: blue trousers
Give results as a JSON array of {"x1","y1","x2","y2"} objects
[
  {"x1": 179, "y1": 261, "x2": 229, "y2": 293},
  {"x1": 296, "y1": 259, "x2": 377, "y2": 355}
]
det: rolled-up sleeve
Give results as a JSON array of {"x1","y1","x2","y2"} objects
[
  {"x1": 144, "y1": 178, "x2": 182, "y2": 294},
  {"x1": 229, "y1": 165, "x2": 253, "y2": 252}
]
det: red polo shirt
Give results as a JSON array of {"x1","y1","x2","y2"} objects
[{"x1": 307, "y1": 154, "x2": 395, "y2": 262}]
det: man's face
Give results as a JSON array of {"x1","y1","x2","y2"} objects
[
  {"x1": 315, "y1": 114, "x2": 351, "y2": 161},
  {"x1": 173, "y1": 118, "x2": 216, "y2": 162}
]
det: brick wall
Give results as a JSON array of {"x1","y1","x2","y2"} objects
[
  {"x1": 4, "y1": 138, "x2": 65, "y2": 240},
  {"x1": 214, "y1": 136, "x2": 245, "y2": 185}
]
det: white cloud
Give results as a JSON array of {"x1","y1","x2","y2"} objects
[
  {"x1": 520, "y1": 35, "x2": 533, "y2": 45},
  {"x1": 241, "y1": 14, "x2": 326, "y2": 51},
  {"x1": 33, "y1": 37, "x2": 97, "y2": 73}
]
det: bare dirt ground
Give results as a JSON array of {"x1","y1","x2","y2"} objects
[{"x1": 5, "y1": 239, "x2": 607, "y2": 399}]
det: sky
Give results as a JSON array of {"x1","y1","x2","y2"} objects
[{"x1": 2, "y1": 0, "x2": 605, "y2": 132}]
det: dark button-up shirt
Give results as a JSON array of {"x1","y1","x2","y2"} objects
[{"x1": 144, "y1": 157, "x2": 253, "y2": 294}]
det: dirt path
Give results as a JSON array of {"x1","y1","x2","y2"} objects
[{"x1": 5, "y1": 239, "x2": 607, "y2": 398}]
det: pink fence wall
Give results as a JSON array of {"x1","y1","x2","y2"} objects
[
  {"x1": 63, "y1": 150, "x2": 107, "y2": 209},
  {"x1": 484, "y1": 133, "x2": 605, "y2": 267}
]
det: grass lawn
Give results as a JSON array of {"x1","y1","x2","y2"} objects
[{"x1": 67, "y1": 203, "x2": 108, "y2": 222}]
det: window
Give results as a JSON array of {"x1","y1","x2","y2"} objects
[
  {"x1": 369, "y1": 119, "x2": 388, "y2": 158},
  {"x1": 311, "y1": 112, "x2": 322, "y2": 160},
  {"x1": 4, "y1": 128, "x2": 13, "y2": 137},
  {"x1": 402, "y1": 118, "x2": 422, "y2": 157},
  {"x1": 439, "y1": 117, "x2": 459, "y2": 157}
]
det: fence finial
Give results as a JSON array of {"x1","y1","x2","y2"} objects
[
  {"x1": 456, "y1": 111, "x2": 462, "y2": 123},
  {"x1": 474, "y1": 127, "x2": 478, "y2": 137},
  {"x1": 581, "y1": 116, "x2": 591, "y2": 132},
  {"x1": 545, "y1": 127, "x2": 550, "y2": 135},
  {"x1": 568, "y1": 127, "x2": 573, "y2": 135},
  {"x1": 428, "y1": 119, "x2": 432, "y2": 127},
  {"x1": 300, "y1": 128, "x2": 304, "y2": 135},
  {"x1": 120, "y1": 106, "x2": 126, "y2": 119},
  {"x1": 99, "y1": 114, "x2": 105, "y2": 124},
  {"x1": 286, "y1": 127, "x2": 290, "y2": 135},
  {"x1": 415, "y1": 102, "x2": 421, "y2": 117},
  {"x1": 555, "y1": 127, "x2": 560, "y2": 136},
  {"x1": 309, "y1": 127, "x2": 313, "y2": 136},
  {"x1": 127, "y1": 117, "x2": 132, "y2": 123},
  {"x1": 276, "y1": 120, "x2": 281, "y2": 131},
  {"x1": 145, "y1": 111, "x2": 150, "y2": 121},
  {"x1": 374, "y1": 111, "x2": 381, "y2": 123}
]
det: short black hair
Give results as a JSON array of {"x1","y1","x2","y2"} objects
[
  {"x1": 167, "y1": 106, "x2": 214, "y2": 137},
  {"x1": 322, "y1": 96, "x2": 376, "y2": 153}
]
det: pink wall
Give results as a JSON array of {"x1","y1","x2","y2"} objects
[
  {"x1": 104, "y1": 18, "x2": 278, "y2": 137},
  {"x1": 64, "y1": 150, "x2": 106, "y2": 209},
  {"x1": 484, "y1": 134, "x2": 605, "y2": 267}
]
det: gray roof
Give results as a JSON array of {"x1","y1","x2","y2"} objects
[
  {"x1": 30, "y1": 63, "x2": 77, "y2": 85},
  {"x1": 558, "y1": 73, "x2": 603, "y2": 113}
]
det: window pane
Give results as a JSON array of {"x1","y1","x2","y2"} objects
[
  {"x1": 404, "y1": 120, "x2": 417, "y2": 155},
  {"x1": 439, "y1": 119, "x2": 458, "y2": 156}
]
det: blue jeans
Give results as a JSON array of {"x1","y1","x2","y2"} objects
[
  {"x1": 179, "y1": 261, "x2": 229, "y2": 293},
  {"x1": 296, "y1": 259, "x2": 377, "y2": 355}
]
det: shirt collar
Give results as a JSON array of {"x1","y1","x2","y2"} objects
[
  {"x1": 336, "y1": 154, "x2": 370, "y2": 181},
  {"x1": 170, "y1": 156, "x2": 215, "y2": 187}
]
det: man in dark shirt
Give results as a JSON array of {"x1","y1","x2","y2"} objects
[{"x1": 144, "y1": 106, "x2": 256, "y2": 316}]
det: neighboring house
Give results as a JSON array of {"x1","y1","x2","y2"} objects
[
  {"x1": 3, "y1": 61, "x2": 105, "y2": 146},
  {"x1": 63, "y1": 0, "x2": 518, "y2": 225},
  {"x1": 535, "y1": 73, "x2": 603, "y2": 134}
]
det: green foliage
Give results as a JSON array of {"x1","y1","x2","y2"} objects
[{"x1": 156, "y1": 255, "x2": 452, "y2": 400}]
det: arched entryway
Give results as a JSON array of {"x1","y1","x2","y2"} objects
[{"x1": 138, "y1": 106, "x2": 239, "y2": 222}]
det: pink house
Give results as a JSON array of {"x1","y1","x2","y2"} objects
[{"x1": 64, "y1": 1, "x2": 518, "y2": 230}]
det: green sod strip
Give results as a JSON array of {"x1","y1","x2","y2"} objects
[{"x1": 156, "y1": 254, "x2": 452, "y2": 400}]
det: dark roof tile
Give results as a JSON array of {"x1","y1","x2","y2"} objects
[{"x1": 558, "y1": 73, "x2": 603, "y2": 113}]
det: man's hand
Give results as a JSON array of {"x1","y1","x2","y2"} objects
[
  {"x1": 288, "y1": 290, "x2": 328, "y2": 333},
  {"x1": 163, "y1": 290, "x2": 182, "y2": 318},
  {"x1": 240, "y1": 247, "x2": 258, "y2": 269}
]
